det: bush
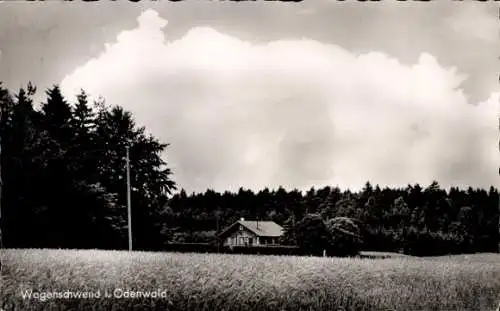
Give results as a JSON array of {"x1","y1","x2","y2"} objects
[
  {"x1": 155, "y1": 243, "x2": 306, "y2": 256},
  {"x1": 295, "y1": 214, "x2": 332, "y2": 256},
  {"x1": 326, "y1": 217, "x2": 363, "y2": 257},
  {"x1": 229, "y1": 245, "x2": 305, "y2": 256}
]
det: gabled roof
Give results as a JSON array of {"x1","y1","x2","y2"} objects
[{"x1": 219, "y1": 220, "x2": 284, "y2": 238}]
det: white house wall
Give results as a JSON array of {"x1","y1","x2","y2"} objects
[
  {"x1": 225, "y1": 229, "x2": 259, "y2": 246},
  {"x1": 223, "y1": 227, "x2": 280, "y2": 246}
]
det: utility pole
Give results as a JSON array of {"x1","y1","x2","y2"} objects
[
  {"x1": 216, "y1": 213, "x2": 220, "y2": 254},
  {"x1": 126, "y1": 146, "x2": 132, "y2": 251},
  {"x1": 0, "y1": 108, "x2": 3, "y2": 270}
]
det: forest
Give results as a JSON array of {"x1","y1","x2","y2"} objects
[{"x1": 0, "y1": 82, "x2": 498, "y2": 256}]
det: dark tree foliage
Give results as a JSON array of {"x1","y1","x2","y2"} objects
[
  {"x1": 167, "y1": 182, "x2": 499, "y2": 256},
  {"x1": 326, "y1": 217, "x2": 363, "y2": 257},
  {"x1": 0, "y1": 81, "x2": 498, "y2": 256},
  {"x1": 0, "y1": 83, "x2": 176, "y2": 250},
  {"x1": 294, "y1": 213, "x2": 331, "y2": 256}
]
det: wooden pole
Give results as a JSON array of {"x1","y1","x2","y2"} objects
[
  {"x1": 126, "y1": 146, "x2": 132, "y2": 251},
  {"x1": 216, "y1": 212, "x2": 220, "y2": 254},
  {"x1": 0, "y1": 109, "x2": 3, "y2": 267},
  {"x1": 0, "y1": 108, "x2": 3, "y2": 253}
]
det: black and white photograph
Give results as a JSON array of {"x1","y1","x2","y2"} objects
[{"x1": 0, "y1": 1, "x2": 499, "y2": 310}]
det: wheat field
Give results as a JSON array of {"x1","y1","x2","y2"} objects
[{"x1": 1, "y1": 249, "x2": 499, "y2": 310}]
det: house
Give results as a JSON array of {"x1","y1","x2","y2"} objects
[{"x1": 218, "y1": 218, "x2": 284, "y2": 247}]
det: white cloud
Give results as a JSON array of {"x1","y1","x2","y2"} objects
[{"x1": 60, "y1": 9, "x2": 499, "y2": 193}]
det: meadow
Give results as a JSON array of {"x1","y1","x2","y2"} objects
[{"x1": 1, "y1": 249, "x2": 499, "y2": 311}]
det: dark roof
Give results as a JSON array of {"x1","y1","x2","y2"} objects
[{"x1": 219, "y1": 220, "x2": 284, "y2": 237}]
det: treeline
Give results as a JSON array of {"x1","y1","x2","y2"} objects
[
  {"x1": 0, "y1": 81, "x2": 498, "y2": 256},
  {"x1": 0, "y1": 82, "x2": 176, "y2": 250},
  {"x1": 166, "y1": 183, "x2": 499, "y2": 256}
]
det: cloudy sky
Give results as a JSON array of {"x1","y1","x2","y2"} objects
[{"x1": 0, "y1": 1, "x2": 498, "y2": 193}]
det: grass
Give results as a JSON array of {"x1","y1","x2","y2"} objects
[
  {"x1": 1, "y1": 249, "x2": 500, "y2": 310},
  {"x1": 358, "y1": 251, "x2": 412, "y2": 259}
]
